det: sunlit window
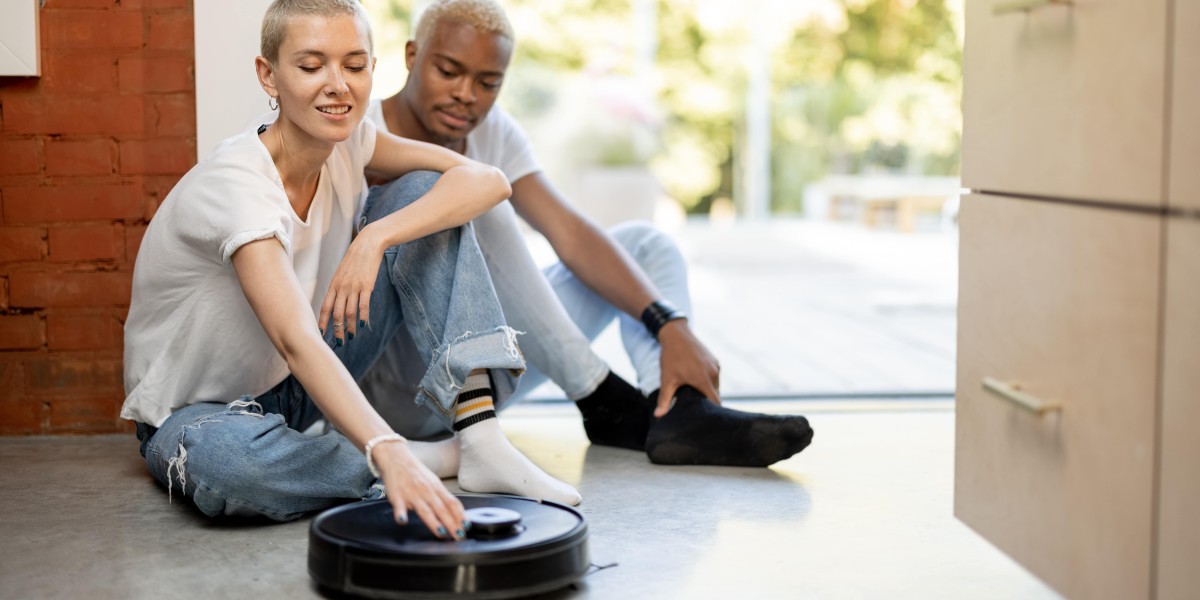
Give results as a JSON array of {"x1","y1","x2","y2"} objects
[{"x1": 365, "y1": 0, "x2": 964, "y2": 399}]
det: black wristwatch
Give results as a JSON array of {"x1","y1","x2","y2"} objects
[{"x1": 640, "y1": 299, "x2": 687, "y2": 339}]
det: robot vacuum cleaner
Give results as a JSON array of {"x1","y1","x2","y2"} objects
[{"x1": 309, "y1": 494, "x2": 589, "y2": 599}]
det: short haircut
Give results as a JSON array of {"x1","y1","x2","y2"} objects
[
  {"x1": 413, "y1": 0, "x2": 514, "y2": 46},
  {"x1": 260, "y1": 0, "x2": 374, "y2": 64}
]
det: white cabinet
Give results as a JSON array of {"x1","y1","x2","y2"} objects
[
  {"x1": 956, "y1": 1, "x2": 1200, "y2": 597},
  {"x1": 956, "y1": 193, "x2": 1160, "y2": 599},
  {"x1": 961, "y1": 0, "x2": 1168, "y2": 207}
]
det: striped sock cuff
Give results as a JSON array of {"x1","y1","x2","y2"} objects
[
  {"x1": 453, "y1": 384, "x2": 496, "y2": 431},
  {"x1": 455, "y1": 396, "x2": 493, "y2": 417},
  {"x1": 453, "y1": 409, "x2": 497, "y2": 431},
  {"x1": 456, "y1": 387, "x2": 492, "y2": 403}
]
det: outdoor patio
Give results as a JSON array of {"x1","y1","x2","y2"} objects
[{"x1": 526, "y1": 217, "x2": 959, "y2": 401}]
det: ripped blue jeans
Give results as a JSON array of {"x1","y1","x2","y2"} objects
[{"x1": 135, "y1": 171, "x2": 525, "y2": 521}]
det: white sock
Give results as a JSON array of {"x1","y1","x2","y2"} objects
[
  {"x1": 453, "y1": 372, "x2": 582, "y2": 506},
  {"x1": 406, "y1": 438, "x2": 460, "y2": 479},
  {"x1": 457, "y1": 419, "x2": 582, "y2": 506}
]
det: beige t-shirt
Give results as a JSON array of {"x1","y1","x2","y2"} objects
[{"x1": 121, "y1": 119, "x2": 377, "y2": 427}]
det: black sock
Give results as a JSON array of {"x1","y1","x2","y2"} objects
[
  {"x1": 574, "y1": 371, "x2": 654, "y2": 451},
  {"x1": 645, "y1": 386, "x2": 814, "y2": 467}
]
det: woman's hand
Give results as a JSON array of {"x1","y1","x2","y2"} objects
[
  {"x1": 373, "y1": 440, "x2": 467, "y2": 539},
  {"x1": 319, "y1": 225, "x2": 384, "y2": 344},
  {"x1": 231, "y1": 237, "x2": 462, "y2": 536},
  {"x1": 654, "y1": 320, "x2": 721, "y2": 417}
]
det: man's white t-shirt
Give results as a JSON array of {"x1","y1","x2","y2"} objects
[
  {"x1": 366, "y1": 100, "x2": 541, "y2": 184},
  {"x1": 121, "y1": 119, "x2": 377, "y2": 427}
]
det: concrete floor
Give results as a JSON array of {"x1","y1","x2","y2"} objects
[{"x1": 0, "y1": 400, "x2": 1058, "y2": 599}]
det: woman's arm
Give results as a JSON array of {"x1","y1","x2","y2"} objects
[
  {"x1": 364, "y1": 130, "x2": 511, "y2": 244},
  {"x1": 319, "y1": 131, "x2": 511, "y2": 342},
  {"x1": 232, "y1": 237, "x2": 465, "y2": 536}
]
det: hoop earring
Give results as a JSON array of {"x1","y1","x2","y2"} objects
[{"x1": 268, "y1": 97, "x2": 279, "y2": 111}]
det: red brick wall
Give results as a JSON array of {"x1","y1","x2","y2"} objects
[{"x1": 0, "y1": 0, "x2": 195, "y2": 434}]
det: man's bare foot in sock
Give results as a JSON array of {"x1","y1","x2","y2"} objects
[
  {"x1": 574, "y1": 371, "x2": 653, "y2": 451},
  {"x1": 645, "y1": 386, "x2": 814, "y2": 467}
]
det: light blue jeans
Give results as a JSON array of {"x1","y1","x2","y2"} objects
[
  {"x1": 358, "y1": 200, "x2": 692, "y2": 438},
  {"x1": 136, "y1": 171, "x2": 524, "y2": 521}
]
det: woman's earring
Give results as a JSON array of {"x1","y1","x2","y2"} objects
[{"x1": 268, "y1": 97, "x2": 279, "y2": 111}]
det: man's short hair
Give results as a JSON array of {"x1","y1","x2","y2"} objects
[
  {"x1": 261, "y1": 0, "x2": 374, "y2": 64},
  {"x1": 413, "y1": 0, "x2": 514, "y2": 45}
]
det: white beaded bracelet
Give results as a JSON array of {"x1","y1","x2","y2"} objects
[{"x1": 364, "y1": 433, "x2": 407, "y2": 478}]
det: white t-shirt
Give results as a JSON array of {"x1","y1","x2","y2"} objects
[
  {"x1": 121, "y1": 119, "x2": 377, "y2": 427},
  {"x1": 366, "y1": 100, "x2": 541, "y2": 184}
]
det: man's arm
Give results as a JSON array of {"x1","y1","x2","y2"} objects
[{"x1": 509, "y1": 172, "x2": 720, "y2": 416}]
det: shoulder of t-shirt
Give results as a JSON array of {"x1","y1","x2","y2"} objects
[
  {"x1": 193, "y1": 128, "x2": 278, "y2": 187},
  {"x1": 166, "y1": 128, "x2": 287, "y2": 225},
  {"x1": 469, "y1": 105, "x2": 541, "y2": 182},
  {"x1": 473, "y1": 105, "x2": 527, "y2": 147},
  {"x1": 155, "y1": 129, "x2": 292, "y2": 261},
  {"x1": 367, "y1": 97, "x2": 385, "y2": 129}
]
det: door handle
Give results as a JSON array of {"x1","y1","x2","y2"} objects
[{"x1": 982, "y1": 377, "x2": 1062, "y2": 416}]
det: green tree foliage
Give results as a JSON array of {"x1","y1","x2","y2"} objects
[
  {"x1": 766, "y1": 1, "x2": 962, "y2": 213},
  {"x1": 364, "y1": 0, "x2": 963, "y2": 215}
]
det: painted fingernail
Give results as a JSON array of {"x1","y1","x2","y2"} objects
[
  {"x1": 359, "y1": 319, "x2": 366, "y2": 328},
  {"x1": 348, "y1": 331, "x2": 354, "y2": 341},
  {"x1": 436, "y1": 526, "x2": 448, "y2": 537},
  {"x1": 462, "y1": 519, "x2": 471, "y2": 530},
  {"x1": 455, "y1": 529, "x2": 465, "y2": 538},
  {"x1": 396, "y1": 515, "x2": 408, "y2": 525},
  {"x1": 336, "y1": 338, "x2": 343, "y2": 347}
]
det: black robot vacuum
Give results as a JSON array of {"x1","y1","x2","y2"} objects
[{"x1": 309, "y1": 494, "x2": 589, "y2": 599}]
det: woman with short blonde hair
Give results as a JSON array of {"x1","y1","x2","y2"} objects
[{"x1": 122, "y1": 0, "x2": 579, "y2": 538}]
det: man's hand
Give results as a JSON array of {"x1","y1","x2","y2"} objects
[{"x1": 654, "y1": 320, "x2": 720, "y2": 417}]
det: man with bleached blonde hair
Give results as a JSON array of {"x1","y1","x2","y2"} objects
[
  {"x1": 413, "y1": 0, "x2": 513, "y2": 45},
  {"x1": 360, "y1": 0, "x2": 814, "y2": 468}
]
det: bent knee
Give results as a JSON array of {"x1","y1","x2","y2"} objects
[
  {"x1": 365, "y1": 170, "x2": 442, "y2": 221},
  {"x1": 397, "y1": 169, "x2": 441, "y2": 194},
  {"x1": 610, "y1": 221, "x2": 682, "y2": 263},
  {"x1": 172, "y1": 413, "x2": 286, "y2": 486},
  {"x1": 174, "y1": 414, "x2": 314, "y2": 520}
]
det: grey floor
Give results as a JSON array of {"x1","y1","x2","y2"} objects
[
  {"x1": 0, "y1": 400, "x2": 1058, "y2": 599},
  {"x1": 1, "y1": 219, "x2": 1009, "y2": 598}
]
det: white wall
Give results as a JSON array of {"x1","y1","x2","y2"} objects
[{"x1": 195, "y1": 0, "x2": 273, "y2": 159}]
